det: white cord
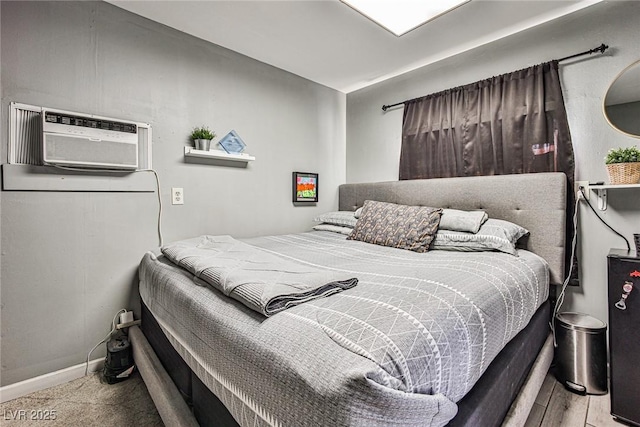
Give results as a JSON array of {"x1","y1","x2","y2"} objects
[
  {"x1": 143, "y1": 169, "x2": 164, "y2": 247},
  {"x1": 52, "y1": 165, "x2": 163, "y2": 247},
  {"x1": 551, "y1": 192, "x2": 582, "y2": 347},
  {"x1": 85, "y1": 309, "x2": 127, "y2": 376}
]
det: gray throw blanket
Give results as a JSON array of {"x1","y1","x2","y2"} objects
[{"x1": 161, "y1": 235, "x2": 358, "y2": 316}]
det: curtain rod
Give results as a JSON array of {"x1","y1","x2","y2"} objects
[
  {"x1": 557, "y1": 43, "x2": 609, "y2": 62},
  {"x1": 381, "y1": 43, "x2": 610, "y2": 112}
]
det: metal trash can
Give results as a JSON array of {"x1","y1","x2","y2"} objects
[{"x1": 554, "y1": 312, "x2": 608, "y2": 395}]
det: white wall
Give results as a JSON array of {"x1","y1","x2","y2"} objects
[
  {"x1": 0, "y1": 1, "x2": 345, "y2": 386},
  {"x1": 346, "y1": 2, "x2": 640, "y2": 326}
]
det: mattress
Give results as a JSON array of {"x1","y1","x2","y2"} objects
[
  {"x1": 140, "y1": 299, "x2": 551, "y2": 427},
  {"x1": 138, "y1": 230, "x2": 549, "y2": 427}
]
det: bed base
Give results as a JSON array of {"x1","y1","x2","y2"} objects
[
  {"x1": 129, "y1": 325, "x2": 198, "y2": 427},
  {"x1": 134, "y1": 300, "x2": 552, "y2": 427}
]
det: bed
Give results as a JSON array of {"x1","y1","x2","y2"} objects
[{"x1": 133, "y1": 172, "x2": 566, "y2": 427}]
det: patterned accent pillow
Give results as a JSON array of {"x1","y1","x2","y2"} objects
[
  {"x1": 313, "y1": 211, "x2": 358, "y2": 228},
  {"x1": 431, "y1": 219, "x2": 529, "y2": 255},
  {"x1": 347, "y1": 200, "x2": 442, "y2": 253}
]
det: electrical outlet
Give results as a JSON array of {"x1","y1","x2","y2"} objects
[
  {"x1": 575, "y1": 181, "x2": 589, "y2": 200},
  {"x1": 171, "y1": 187, "x2": 184, "y2": 205}
]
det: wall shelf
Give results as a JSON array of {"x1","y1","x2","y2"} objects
[
  {"x1": 183, "y1": 147, "x2": 255, "y2": 163},
  {"x1": 589, "y1": 183, "x2": 640, "y2": 210}
]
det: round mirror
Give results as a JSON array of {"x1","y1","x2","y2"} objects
[{"x1": 603, "y1": 59, "x2": 640, "y2": 138}]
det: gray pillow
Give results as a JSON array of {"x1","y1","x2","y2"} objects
[
  {"x1": 439, "y1": 209, "x2": 488, "y2": 233},
  {"x1": 347, "y1": 200, "x2": 442, "y2": 253},
  {"x1": 431, "y1": 219, "x2": 529, "y2": 255},
  {"x1": 312, "y1": 224, "x2": 353, "y2": 235},
  {"x1": 313, "y1": 211, "x2": 357, "y2": 228}
]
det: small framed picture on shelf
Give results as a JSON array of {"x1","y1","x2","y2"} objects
[
  {"x1": 292, "y1": 172, "x2": 318, "y2": 203},
  {"x1": 218, "y1": 130, "x2": 246, "y2": 154}
]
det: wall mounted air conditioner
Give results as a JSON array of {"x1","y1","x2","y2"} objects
[
  {"x1": 42, "y1": 108, "x2": 139, "y2": 170},
  {"x1": 8, "y1": 102, "x2": 152, "y2": 170}
]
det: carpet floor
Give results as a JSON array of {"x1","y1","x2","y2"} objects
[{"x1": 1, "y1": 371, "x2": 163, "y2": 426}]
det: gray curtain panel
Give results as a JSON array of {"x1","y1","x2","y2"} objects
[
  {"x1": 400, "y1": 61, "x2": 574, "y2": 181},
  {"x1": 400, "y1": 61, "x2": 577, "y2": 283}
]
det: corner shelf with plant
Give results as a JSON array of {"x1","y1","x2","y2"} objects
[{"x1": 590, "y1": 145, "x2": 640, "y2": 210}]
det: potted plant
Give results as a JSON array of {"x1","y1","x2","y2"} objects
[
  {"x1": 605, "y1": 145, "x2": 640, "y2": 184},
  {"x1": 190, "y1": 126, "x2": 216, "y2": 151}
]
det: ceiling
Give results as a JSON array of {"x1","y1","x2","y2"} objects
[{"x1": 108, "y1": 0, "x2": 602, "y2": 93}]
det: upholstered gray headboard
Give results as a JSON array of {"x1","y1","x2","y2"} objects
[{"x1": 339, "y1": 172, "x2": 567, "y2": 285}]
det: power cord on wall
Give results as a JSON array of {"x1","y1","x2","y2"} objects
[
  {"x1": 142, "y1": 168, "x2": 164, "y2": 247},
  {"x1": 579, "y1": 187, "x2": 630, "y2": 251},
  {"x1": 551, "y1": 191, "x2": 581, "y2": 346},
  {"x1": 551, "y1": 185, "x2": 631, "y2": 346},
  {"x1": 52, "y1": 165, "x2": 163, "y2": 246}
]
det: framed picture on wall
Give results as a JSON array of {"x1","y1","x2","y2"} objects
[
  {"x1": 292, "y1": 172, "x2": 318, "y2": 203},
  {"x1": 218, "y1": 130, "x2": 246, "y2": 153}
]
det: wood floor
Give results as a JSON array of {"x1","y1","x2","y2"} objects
[{"x1": 525, "y1": 373, "x2": 625, "y2": 427}]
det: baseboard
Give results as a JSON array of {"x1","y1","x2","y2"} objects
[{"x1": 0, "y1": 358, "x2": 104, "y2": 403}]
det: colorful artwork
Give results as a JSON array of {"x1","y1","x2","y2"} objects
[
  {"x1": 297, "y1": 177, "x2": 316, "y2": 198},
  {"x1": 293, "y1": 172, "x2": 318, "y2": 203}
]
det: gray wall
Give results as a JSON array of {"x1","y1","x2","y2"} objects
[
  {"x1": 346, "y1": 2, "x2": 640, "y2": 327},
  {"x1": 2, "y1": 0, "x2": 639, "y2": 389},
  {"x1": 0, "y1": 1, "x2": 345, "y2": 386}
]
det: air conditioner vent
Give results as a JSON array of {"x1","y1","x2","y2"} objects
[
  {"x1": 9, "y1": 104, "x2": 42, "y2": 165},
  {"x1": 8, "y1": 102, "x2": 152, "y2": 170}
]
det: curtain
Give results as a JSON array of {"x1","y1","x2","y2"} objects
[{"x1": 400, "y1": 61, "x2": 576, "y2": 283}]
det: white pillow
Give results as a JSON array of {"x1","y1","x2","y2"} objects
[
  {"x1": 313, "y1": 211, "x2": 357, "y2": 228},
  {"x1": 431, "y1": 219, "x2": 529, "y2": 255},
  {"x1": 312, "y1": 224, "x2": 353, "y2": 235}
]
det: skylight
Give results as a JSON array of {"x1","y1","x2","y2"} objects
[{"x1": 340, "y1": 0, "x2": 470, "y2": 37}]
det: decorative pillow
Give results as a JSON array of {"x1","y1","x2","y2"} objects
[
  {"x1": 431, "y1": 219, "x2": 529, "y2": 255},
  {"x1": 439, "y1": 209, "x2": 488, "y2": 233},
  {"x1": 313, "y1": 224, "x2": 353, "y2": 235},
  {"x1": 313, "y1": 211, "x2": 357, "y2": 228},
  {"x1": 347, "y1": 200, "x2": 442, "y2": 253}
]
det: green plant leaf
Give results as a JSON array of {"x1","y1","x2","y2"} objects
[
  {"x1": 605, "y1": 145, "x2": 640, "y2": 164},
  {"x1": 190, "y1": 125, "x2": 216, "y2": 141}
]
